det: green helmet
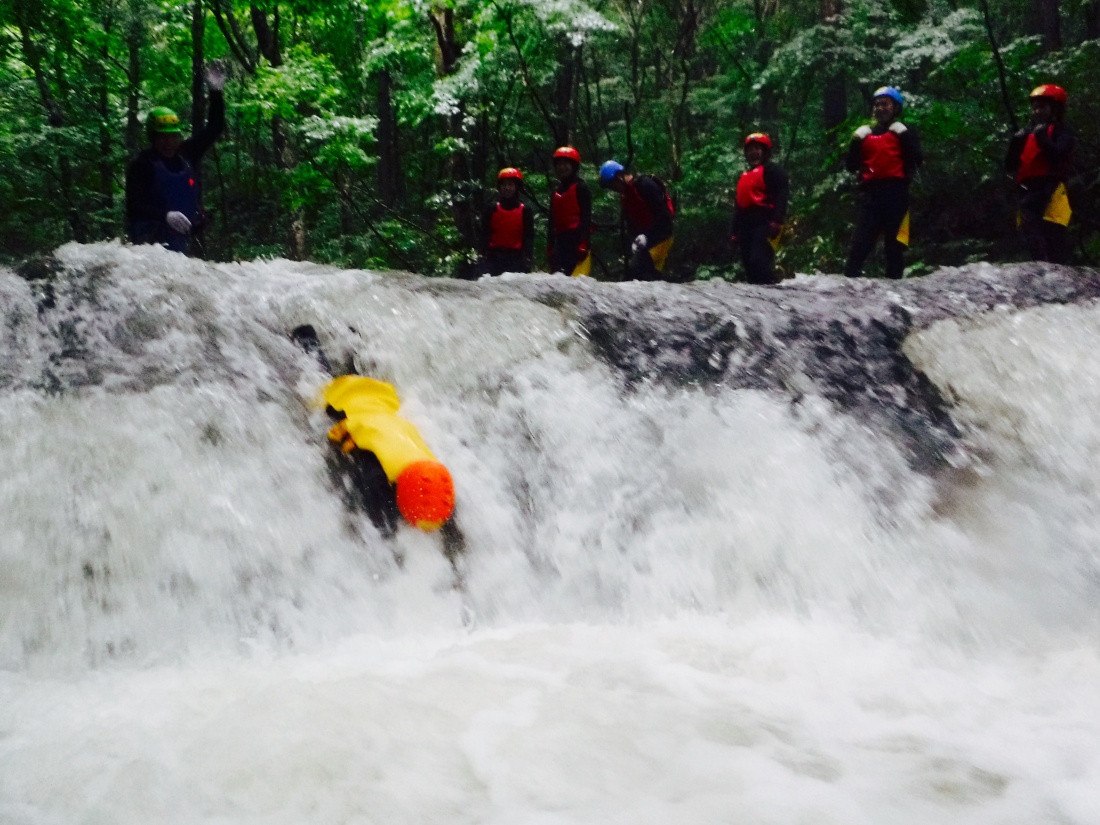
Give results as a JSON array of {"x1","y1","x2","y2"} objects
[{"x1": 146, "y1": 106, "x2": 182, "y2": 138}]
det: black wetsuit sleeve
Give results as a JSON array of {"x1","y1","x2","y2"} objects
[
  {"x1": 845, "y1": 136, "x2": 864, "y2": 175},
  {"x1": 522, "y1": 201, "x2": 535, "y2": 261},
  {"x1": 125, "y1": 151, "x2": 163, "y2": 224},
  {"x1": 576, "y1": 179, "x2": 592, "y2": 242},
  {"x1": 636, "y1": 176, "x2": 673, "y2": 241},
  {"x1": 181, "y1": 90, "x2": 225, "y2": 164},
  {"x1": 479, "y1": 201, "x2": 496, "y2": 254},
  {"x1": 899, "y1": 124, "x2": 923, "y2": 179},
  {"x1": 764, "y1": 164, "x2": 790, "y2": 223},
  {"x1": 1005, "y1": 129, "x2": 1028, "y2": 174},
  {"x1": 1034, "y1": 122, "x2": 1075, "y2": 166}
]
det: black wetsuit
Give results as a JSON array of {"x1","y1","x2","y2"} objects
[
  {"x1": 732, "y1": 162, "x2": 790, "y2": 285},
  {"x1": 620, "y1": 175, "x2": 675, "y2": 281},
  {"x1": 843, "y1": 123, "x2": 922, "y2": 280},
  {"x1": 548, "y1": 174, "x2": 593, "y2": 276},
  {"x1": 479, "y1": 195, "x2": 535, "y2": 276},
  {"x1": 1005, "y1": 121, "x2": 1076, "y2": 264},
  {"x1": 125, "y1": 91, "x2": 225, "y2": 254}
]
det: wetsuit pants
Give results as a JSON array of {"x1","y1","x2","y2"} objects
[
  {"x1": 329, "y1": 448, "x2": 400, "y2": 537},
  {"x1": 738, "y1": 221, "x2": 780, "y2": 285},
  {"x1": 549, "y1": 230, "x2": 588, "y2": 276},
  {"x1": 844, "y1": 181, "x2": 909, "y2": 280},
  {"x1": 1018, "y1": 180, "x2": 1069, "y2": 264},
  {"x1": 481, "y1": 249, "x2": 530, "y2": 277}
]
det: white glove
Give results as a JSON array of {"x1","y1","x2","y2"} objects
[
  {"x1": 854, "y1": 125, "x2": 872, "y2": 140},
  {"x1": 204, "y1": 62, "x2": 227, "y2": 91},
  {"x1": 166, "y1": 211, "x2": 192, "y2": 234},
  {"x1": 631, "y1": 234, "x2": 648, "y2": 254},
  {"x1": 888, "y1": 121, "x2": 907, "y2": 134}
]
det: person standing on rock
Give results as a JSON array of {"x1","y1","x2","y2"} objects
[{"x1": 843, "y1": 86, "x2": 922, "y2": 280}]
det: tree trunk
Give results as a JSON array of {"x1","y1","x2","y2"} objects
[
  {"x1": 375, "y1": 70, "x2": 404, "y2": 207},
  {"x1": 429, "y1": 6, "x2": 476, "y2": 254},
  {"x1": 1034, "y1": 0, "x2": 1062, "y2": 51},
  {"x1": 125, "y1": 7, "x2": 143, "y2": 156},
  {"x1": 821, "y1": 0, "x2": 847, "y2": 133},
  {"x1": 191, "y1": 1, "x2": 206, "y2": 127},
  {"x1": 1087, "y1": 1, "x2": 1100, "y2": 39}
]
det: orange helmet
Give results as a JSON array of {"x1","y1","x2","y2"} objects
[
  {"x1": 497, "y1": 167, "x2": 523, "y2": 182},
  {"x1": 553, "y1": 146, "x2": 581, "y2": 165},
  {"x1": 744, "y1": 132, "x2": 772, "y2": 150},
  {"x1": 1030, "y1": 84, "x2": 1067, "y2": 104},
  {"x1": 394, "y1": 460, "x2": 455, "y2": 532}
]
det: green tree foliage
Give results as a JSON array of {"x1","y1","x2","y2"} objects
[{"x1": 0, "y1": 0, "x2": 1097, "y2": 276}]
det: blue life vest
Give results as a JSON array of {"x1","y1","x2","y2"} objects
[{"x1": 151, "y1": 155, "x2": 200, "y2": 252}]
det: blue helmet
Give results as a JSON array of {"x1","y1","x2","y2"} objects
[
  {"x1": 599, "y1": 160, "x2": 625, "y2": 188},
  {"x1": 873, "y1": 86, "x2": 904, "y2": 108}
]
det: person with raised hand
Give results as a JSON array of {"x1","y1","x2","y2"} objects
[{"x1": 125, "y1": 62, "x2": 228, "y2": 255}]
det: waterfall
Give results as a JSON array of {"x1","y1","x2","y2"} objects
[{"x1": 0, "y1": 243, "x2": 1097, "y2": 824}]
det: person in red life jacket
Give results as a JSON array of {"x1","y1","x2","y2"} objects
[
  {"x1": 125, "y1": 63, "x2": 227, "y2": 255},
  {"x1": 478, "y1": 167, "x2": 535, "y2": 276},
  {"x1": 598, "y1": 160, "x2": 676, "y2": 281},
  {"x1": 731, "y1": 132, "x2": 790, "y2": 285},
  {"x1": 843, "y1": 86, "x2": 923, "y2": 280},
  {"x1": 547, "y1": 146, "x2": 593, "y2": 276},
  {"x1": 1005, "y1": 84, "x2": 1076, "y2": 264}
]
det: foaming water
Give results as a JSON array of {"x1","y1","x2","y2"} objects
[{"x1": 0, "y1": 244, "x2": 1098, "y2": 823}]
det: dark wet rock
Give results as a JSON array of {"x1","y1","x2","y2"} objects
[{"x1": 494, "y1": 263, "x2": 1100, "y2": 469}]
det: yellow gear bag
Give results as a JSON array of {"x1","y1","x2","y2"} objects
[
  {"x1": 571, "y1": 252, "x2": 592, "y2": 277},
  {"x1": 767, "y1": 224, "x2": 786, "y2": 252},
  {"x1": 896, "y1": 211, "x2": 910, "y2": 247},
  {"x1": 649, "y1": 237, "x2": 673, "y2": 272},
  {"x1": 321, "y1": 375, "x2": 437, "y2": 483},
  {"x1": 1044, "y1": 183, "x2": 1072, "y2": 226}
]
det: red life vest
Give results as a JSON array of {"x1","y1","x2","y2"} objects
[
  {"x1": 735, "y1": 165, "x2": 771, "y2": 210},
  {"x1": 552, "y1": 183, "x2": 581, "y2": 232},
  {"x1": 1017, "y1": 126, "x2": 1054, "y2": 183},
  {"x1": 488, "y1": 202, "x2": 525, "y2": 250},
  {"x1": 860, "y1": 131, "x2": 905, "y2": 181}
]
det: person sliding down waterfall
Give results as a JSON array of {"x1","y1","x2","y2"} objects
[{"x1": 292, "y1": 326, "x2": 463, "y2": 557}]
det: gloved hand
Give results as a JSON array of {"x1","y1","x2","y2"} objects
[
  {"x1": 204, "y1": 61, "x2": 228, "y2": 92},
  {"x1": 888, "y1": 121, "x2": 907, "y2": 134},
  {"x1": 854, "y1": 125, "x2": 872, "y2": 140},
  {"x1": 631, "y1": 234, "x2": 648, "y2": 254},
  {"x1": 730, "y1": 234, "x2": 739, "y2": 245},
  {"x1": 767, "y1": 221, "x2": 783, "y2": 239},
  {"x1": 166, "y1": 211, "x2": 192, "y2": 234},
  {"x1": 577, "y1": 239, "x2": 589, "y2": 256}
]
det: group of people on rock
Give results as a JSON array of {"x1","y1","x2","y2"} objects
[
  {"x1": 126, "y1": 71, "x2": 1076, "y2": 282},
  {"x1": 478, "y1": 146, "x2": 677, "y2": 282},
  {"x1": 477, "y1": 83, "x2": 1076, "y2": 284}
]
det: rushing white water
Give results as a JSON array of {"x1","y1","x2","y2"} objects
[{"x1": 0, "y1": 243, "x2": 1097, "y2": 824}]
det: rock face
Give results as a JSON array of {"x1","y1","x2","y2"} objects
[{"x1": 500, "y1": 263, "x2": 1100, "y2": 469}]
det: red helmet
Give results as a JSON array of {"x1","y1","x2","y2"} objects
[
  {"x1": 553, "y1": 146, "x2": 581, "y2": 164},
  {"x1": 1030, "y1": 84, "x2": 1067, "y2": 104},
  {"x1": 744, "y1": 132, "x2": 772, "y2": 150},
  {"x1": 497, "y1": 167, "x2": 523, "y2": 182}
]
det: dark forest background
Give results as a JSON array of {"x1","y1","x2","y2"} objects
[{"x1": 1, "y1": 0, "x2": 1098, "y2": 280}]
